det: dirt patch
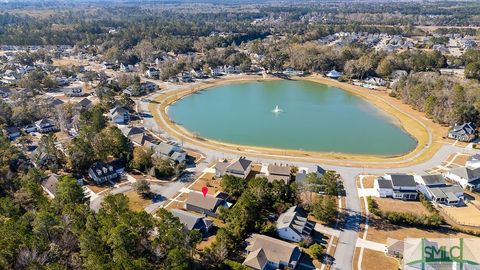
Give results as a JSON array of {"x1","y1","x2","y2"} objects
[
  {"x1": 361, "y1": 249, "x2": 399, "y2": 270},
  {"x1": 441, "y1": 203, "x2": 480, "y2": 227},
  {"x1": 124, "y1": 190, "x2": 152, "y2": 212},
  {"x1": 189, "y1": 173, "x2": 222, "y2": 194},
  {"x1": 359, "y1": 175, "x2": 377, "y2": 188},
  {"x1": 86, "y1": 185, "x2": 110, "y2": 194},
  {"x1": 375, "y1": 198, "x2": 431, "y2": 216},
  {"x1": 451, "y1": 154, "x2": 469, "y2": 166}
]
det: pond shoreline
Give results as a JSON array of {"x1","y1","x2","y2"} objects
[{"x1": 149, "y1": 74, "x2": 447, "y2": 167}]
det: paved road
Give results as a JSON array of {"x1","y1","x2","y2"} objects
[{"x1": 138, "y1": 87, "x2": 478, "y2": 270}]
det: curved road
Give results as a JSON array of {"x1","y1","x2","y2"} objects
[{"x1": 138, "y1": 85, "x2": 477, "y2": 270}]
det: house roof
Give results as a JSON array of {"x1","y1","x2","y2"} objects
[
  {"x1": 448, "y1": 166, "x2": 480, "y2": 182},
  {"x1": 243, "y1": 248, "x2": 268, "y2": 270},
  {"x1": 121, "y1": 126, "x2": 144, "y2": 137},
  {"x1": 109, "y1": 106, "x2": 129, "y2": 116},
  {"x1": 186, "y1": 191, "x2": 222, "y2": 211},
  {"x1": 276, "y1": 206, "x2": 314, "y2": 237},
  {"x1": 257, "y1": 174, "x2": 291, "y2": 184},
  {"x1": 428, "y1": 185, "x2": 463, "y2": 200},
  {"x1": 215, "y1": 160, "x2": 229, "y2": 175},
  {"x1": 244, "y1": 234, "x2": 299, "y2": 267},
  {"x1": 418, "y1": 174, "x2": 446, "y2": 186},
  {"x1": 469, "y1": 154, "x2": 480, "y2": 162},
  {"x1": 389, "y1": 174, "x2": 416, "y2": 187},
  {"x1": 6, "y1": 126, "x2": 20, "y2": 134},
  {"x1": 450, "y1": 122, "x2": 476, "y2": 135},
  {"x1": 76, "y1": 98, "x2": 92, "y2": 108},
  {"x1": 35, "y1": 118, "x2": 55, "y2": 127},
  {"x1": 89, "y1": 159, "x2": 125, "y2": 178},
  {"x1": 226, "y1": 157, "x2": 252, "y2": 173},
  {"x1": 386, "y1": 238, "x2": 405, "y2": 255},
  {"x1": 377, "y1": 178, "x2": 393, "y2": 189},
  {"x1": 171, "y1": 209, "x2": 212, "y2": 231},
  {"x1": 42, "y1": 174, "x2": 59, "y2": 196},
  {"x1": 50, "y1": 98, "x2": 65, "y2": 107},
  {"x1": 267, "y1": 164, "x2": 291, "y2": 176}
]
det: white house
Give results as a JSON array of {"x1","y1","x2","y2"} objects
[
  {"x1": 243, "y1": 234, "x2": 301, "y2": 270},
  {"x1": 374, "y1": 174, "x2": 418, "y2": 200},
  {"x1": 444, "y1": 166, "x2": 480, "y2": 190},
  {"x1": 326, "y1": 69, "x2": 342, "y2": 79},
  {"x1": 108, "y1": 106, "x2": 130, "y2": 124},
  {"x1": 214, "y1": 157, "x2": 252, "y2": 179},
  {"x1": 276, "y1": 206, "x2": 314, "y2": 243},
  {"x1": 374, "y1": 177, "x2": 394, "y2": 197},
  {"x1": 415, "y1": 174, "x2": 464, "y2": 205}
]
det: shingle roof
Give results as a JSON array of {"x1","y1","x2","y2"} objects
[
  {"x1": 42, "y1": 174, "x2": 59, "y2": 196},
  {"x1": 226, "y1": 157, "x2": 251, "y2": 173},
  {"x1": 186, "y1": 191, "x2": 222, "y2": 211},
  {"x1": 243, "y1": 248, "x2": 268, "y2": 270},
  {"x1": 377, "y1": 178, "x2": 393, "y2": 189},
  {"x1": 419, "y1": 174, "x2": 446, "y2": 186},
  {"x1": 276, "y1": 206, "x2": 314, "y2": 237},
  {"x1": 390, "y1": 174, "x2": 416, "y2": 187},
  {"x1": 448, "y1": 166, "x2": 480, "y2": 182},
  {"x1": 244, "y1": 234, "x2": 299, "y2": 267},
  {"x1": 267, "y1": 164, "x2": 291, "y2": 176},
  {"x1": 171, "y1": 209, "x2": 212, "y2": 231}
]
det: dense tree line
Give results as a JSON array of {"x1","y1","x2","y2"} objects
[{"x1": 0, "y1": 134, "x2": 200, "y2": 269}]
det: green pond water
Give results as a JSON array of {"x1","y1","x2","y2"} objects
[{"x1": 168, "y1": 80, "x2": 417, "y2": 155}]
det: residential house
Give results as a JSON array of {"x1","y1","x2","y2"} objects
[
  {"x1": 153, "y1": 141, "x2": 187, "y2": 163},
  {"x1": 444, "y1": 166, "x2": 480, "y2": 190},
  {"x1": 447, "y1": 122, "x2": 477, "y2": 142},
  {"x1": 0, "y1": 88, "x2": 11, "y2": 98},
  {"x1": 88, "y1": 159, "x2": 125, "y2": 184},
  {"x1": 295, "y1": 165, "x2": 326, "y2": 186},
  {"x1": 145, "y1": 67, "x2": 159, "y2": 79},
  {"x1": 24, "y1": 124, "x2": 37, "y2": 133},
  {"x1": 326, "y1": 69, "x2": 342, "y2": 79},
  {"x1": 50, "y1": 98, "x2": 65, "y2": 107},
  {"x1": 109, "y1": 106, "x2": 130, "y2": 124},
  {"x1": 243, "y1": 234, "x2": 301, "y2": 270},
  {"x1": 63, "y1": 86, "x2": 84, "y2": 97},
  {"x1": 214, "y1": 157, "x2": 252, "y2": 179},
  {"x1": 415, "y1": 174, "x2": 464, "y2": 205},
  {"x1": 276, "y1": 206, "x2": 314, "y2": 242},
  {"x1": 256, "y1": 164, "x2": 292, "y2": 184},
  {"x1": 184, "y1": 191, "x2": 230, "y2": 217},
  {"x1": 385, "y1": 238, "x2": 407, "y2": 258},
  {"x1": 374, "y1": 174, "x2": 418, "y2": 200},
  {"x1": 466, "y1": 154, "x2": 480, "y2": 169},
  {"x1": 35, "y1": 118, "x2": 58, "y2": 133},
  {"x1": 211, "y1": 66, "x2": 224, "y2": 76},
  {"x1": 5, "y1": 126, "x2": 21, "y2": 140},
  {"x1": 120, "y1": 126, "x2": 144, "y2": 138},
  {"x1": 75, "y1": 98, "x2": 93, "y2": 110},
  {"x1": 41, "y1": 174, "x2": 59, "y2": 198},
  {"x1": 191, "y1": 69, "x2": 205, "y2": 79},
  {"x1": 171, "y1": 209, "x2": 213, "y2": 237}
]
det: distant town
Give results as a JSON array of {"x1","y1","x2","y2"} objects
[{"x1": 1, "y1": 1, "x2": 480, "y2": 270}]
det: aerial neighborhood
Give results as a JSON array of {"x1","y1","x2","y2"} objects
[{"x1": 1, "y1": 1, "x2": 480, "y2": 270}]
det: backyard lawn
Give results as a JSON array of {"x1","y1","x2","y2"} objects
[{"x1": 375, "y1": 198, "x2": 431, "y2": 216}]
